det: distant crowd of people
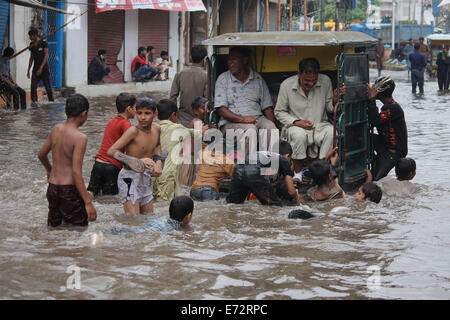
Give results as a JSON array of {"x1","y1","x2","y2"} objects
[
  {"x1": 375, "y1": 36, "x2": 450, "y2": 95},
  {"x1": 87, "y1": 45, "x2": 173, "y2": 84}
]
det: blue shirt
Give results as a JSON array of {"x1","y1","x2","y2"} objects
[
  {"x1": 409, "y1": 51, "x2": 427, "y2": 71},
  {"x1": 110, "y1": 217, "x2": 182, "y2": 234}
]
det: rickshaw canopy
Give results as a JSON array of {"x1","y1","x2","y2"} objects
[
  {"x1": 202, "y1": 31, "x2": 377, "y2": 47},
  {"x1": 425, "y1": 34, "x2": 450, "y2": 42}
]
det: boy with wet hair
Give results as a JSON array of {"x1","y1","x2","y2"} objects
[
  {"x1": 110, "y1": 195, "x2": 194, "y2": 234},
  {"x1": 375, "y1": 157, "x2": 417, "y2": 197},
  {"x1": 395, "y1": 157, "x2": 416, "y2": 181},
  {"x1": 226, "y1": 140, "x2": 302, "y2": 206},
  {"x1": 306, "y1": 159, "x2": 345, "y2": 201},
  {"x1": 107, "y1": 97, "x2": 162, "y2": 214},
  {"x1": 87, "y1": 93, "x2": 136, "y2": 197},
  {"x1": 188, "y1": 96, "x2": 209, "y2": 128},
  {"x1": 153, "y1": 99, "x2": 207, "y2": 201},
  {"x1": 355, "y1": 182, "x2": 382, "y2": 204},
  {"x1": 38, "y1": 94, "x2": 97, "y2": 227}
]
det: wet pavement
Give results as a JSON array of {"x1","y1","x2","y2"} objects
[{"x1": 0, "y1": 70, "x2": 449, "y2": 299}]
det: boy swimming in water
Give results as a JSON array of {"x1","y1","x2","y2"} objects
[
  {"x1": 38, "y1": 94, "x2": 97, "y2": 227},
  {"x1": 355, "y1": 181, "x2": 383, "y2": 204},
  {"x1": 107, "y1": 97, "x2": 162, "y2": 214},
  {"x1": 306, "y1": 158, "x2": 345, "y2": 201},
  {"x1": 110, "y1": 196, "x2": 193, "y2": 234},
  {"x1": 373, "y1": 157, "x2": 417, "y2": 197}
]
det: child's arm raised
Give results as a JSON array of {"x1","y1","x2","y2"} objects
[
  {"x1": 38, "y1": 131, "x2": 53, "y2": 182},
  {"x1": 72, "y1": 134, "x2": 97, "y2": 222},
  {"x1": 284, "y1": 175, "x2": 303, "y2": 202}
]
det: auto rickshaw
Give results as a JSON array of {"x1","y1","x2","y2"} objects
[
  {"x1": 202, "y1": 31, "x2": 377, "y2": 191},
  {"x1": 426, "y1": 33, "x2": 450, "y2": 78}
]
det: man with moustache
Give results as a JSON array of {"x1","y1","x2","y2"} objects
[{"x1": 275, "y1": 58, "x2": 344, "y2": 175}]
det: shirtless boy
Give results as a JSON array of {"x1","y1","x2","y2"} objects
[
  {"x1": 107, "y1": 97, "x2": 162, "y2": 214},
  {"x1": 38, "y1": 94, "x2": 97, "y2": 227}
]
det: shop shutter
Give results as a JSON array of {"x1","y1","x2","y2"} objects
[
  {"x1": 88, "y1": 0, "x2": 124, "y2": 83},
  {"x1": 0, "y1": 0, "x2": 9, "y2": 51},
  {"x1": 138, "y1": 9, "x2": 169, "y2": 61}
]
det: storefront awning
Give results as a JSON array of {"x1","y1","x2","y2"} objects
[
  {"x1": 95, "y1": 0, "x2": 206, "y2": 13},
  {"x1": 8, "y1": 0, "x2": 73, "y2": 14}
]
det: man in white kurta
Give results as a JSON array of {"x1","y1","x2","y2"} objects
[{"x1": 275, "y1": 58, "x2": 340, "y2": 174}]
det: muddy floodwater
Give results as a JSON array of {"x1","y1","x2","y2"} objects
[{"x1": 0, "y1": 70, "x2": 449, "y2": 299}]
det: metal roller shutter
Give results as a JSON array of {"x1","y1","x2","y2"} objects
[
  {"x1": 0, "y1": 0, "x2": 9, "y2": 51},
  {"x1": 88, "y1": 0, "x2": 124, "y2": 83},
  {"x1": 138, "y1": 9, "x2": 169, "y2": 61}
]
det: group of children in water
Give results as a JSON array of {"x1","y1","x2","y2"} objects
[{"x1": 38, "y1": 75, "x2": 417, "y2": 233}]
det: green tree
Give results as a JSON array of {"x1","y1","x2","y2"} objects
[{"x1": 312, "y1": 0, "x2": 368, "y2": 24}]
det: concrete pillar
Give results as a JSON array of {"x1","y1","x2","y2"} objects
[
  {"x1": 65, "y1": 1, "x2": 88, "y2": 87},
  {"x1": 124, "y1": 10, "x2": 138, "y2": 82},
  {"x1": 168, "y1": 11, "x2": 179, "y2": 77},
  {"x1": 10, "y1": 5, "x2": 33, "y2": 89}
]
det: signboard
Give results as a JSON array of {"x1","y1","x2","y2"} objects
[{"x1": 96, "y1": 0, "x2": 206, "y2": 13}]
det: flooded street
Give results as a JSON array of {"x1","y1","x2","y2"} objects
[{"x1": 0, "y1": 69, "x2": 449, "y2": 299}]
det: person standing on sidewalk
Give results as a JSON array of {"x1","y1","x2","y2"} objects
[
  {"x1": 27, "y1": 28, "x2": 54, "y2": 103},
  {"x1": 409, "y1": 43, "x2": 427, "y2": 95}
]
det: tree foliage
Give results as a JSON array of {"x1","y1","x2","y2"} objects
[{"x1": 310, "y1": 0, "x2": 368, "y2": 24}]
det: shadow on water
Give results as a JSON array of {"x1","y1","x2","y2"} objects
[{"x1": 0, "y1": 77, "x2": 450, "y2": 299}]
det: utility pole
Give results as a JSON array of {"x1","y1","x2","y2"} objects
[
  {"x1": 392, "y1": 0, "x2": 396, "y2": 58},
  {"x1": 420, "y1": 0, "x2": 424, "y2": 36},
  {"x1": 289, "y1": 0, "x2": 293, "y2": 31},
  {"x1": 321, "y1": 0, "x2": 325, "y2": 31},
  {"x1": 278, "y1": 0, "x2": 281, "y2": 31},
  {"x1": 408, "y1": 0, "x2": 411, "y2": 23},
  {"x1": 336, "y1": 1, "x2": 340, "y2": 31},
  {"x1": 304, "y1": 0, "x2": 308, "y2": 31}
]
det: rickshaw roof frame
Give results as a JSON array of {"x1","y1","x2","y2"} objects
[
  {"x1": 425, "y1": 33, "x2": 450, "y2": 41},
  {"x1": 202, "y1": 31, "x2": 377, "y2": 48}
]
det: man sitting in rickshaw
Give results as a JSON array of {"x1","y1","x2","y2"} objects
[
  {"x1": 274, "y1": 57, "x2": 343, "y2": 177},
  {"x1": 214, "y1": 46, "x2": 277, "y2": 154}
]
